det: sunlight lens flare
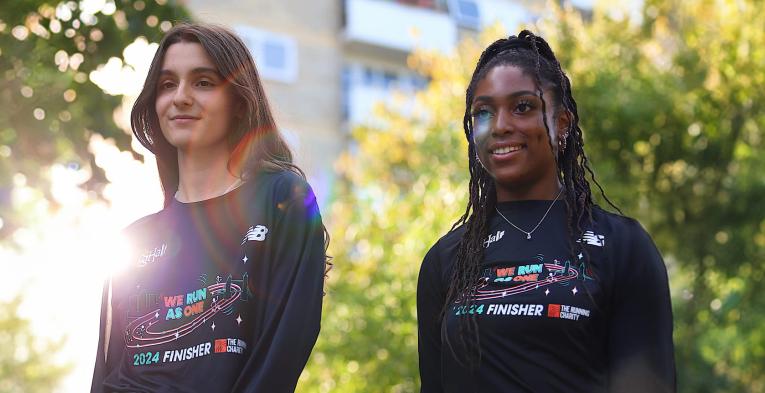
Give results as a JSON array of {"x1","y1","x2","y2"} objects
[{"x1": 472, "y1": 110, "x2": 492, "y2": 167}]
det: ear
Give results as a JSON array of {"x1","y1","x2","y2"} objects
[{"x1": 555, "y1": 109, "x2": 572, "y2": 141}]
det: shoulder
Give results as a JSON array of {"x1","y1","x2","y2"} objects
[
  {"x1": 590, "y1": 206, "x2": 666, "y2": 277},
  {"x1": 421, "y1": 224, "x2": 465, "y2": 277},
  {"x1": 590, "y1": 205, "x2": 653, "y2": 248},
  {"x1": 249, "y1": 170, "x2": 322, "y2": 232},
  {"x1": 122, "y1": 209, "x2": 165, "y2": 238},
  {"x1": 429, "y1": 224, "x2": 465, "y2": 257},
  {"x1": 254, "y1": 169, "x2": 315, "y2": 207}
]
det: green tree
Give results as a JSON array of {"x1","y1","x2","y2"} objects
[
  {"x1": 301, "y1": 1, "x2": 765, "y2": 392},
  {"x1": 0, "y1": 0, "x2": 189, "y2": 243},
  {"x1": 0, "y1": 296, "x2": 70, "y2": 393},
  {"x1": 540, "y1": 1, "x2": 765, "y2": 391}
]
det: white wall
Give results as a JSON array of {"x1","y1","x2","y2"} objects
[{"x1": 344, "y1": 0, "x2": 458, "y2": 53}]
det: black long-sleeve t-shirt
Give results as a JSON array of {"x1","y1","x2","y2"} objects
[
  {"x1": 418, "y1": 201, "x2": 676, "y2": 393},
  {"x1": 91, "y1": 170, "x2": 325, "y2": 393}
]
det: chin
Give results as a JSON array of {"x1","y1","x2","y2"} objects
[
  {"x1": 493, "y1": 177, "x2": 527, "y2": 190},
  {"x1": 492, "y1": 169, "x2": 538, "y2": 190},
  {"x1": 488, "y1": 166, "x2": 524, "y2": 183},
  {"x1": 161, "y1": 131, "x2": 193, "y2": 149}
]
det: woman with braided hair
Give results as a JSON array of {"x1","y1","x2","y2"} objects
[{"x1": 417, "y1": 31, "x2": 675, "y2": 393}]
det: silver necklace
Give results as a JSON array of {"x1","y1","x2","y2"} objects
[{"x1": 494, "y1": 188, "x2": 563, "y2": 240}]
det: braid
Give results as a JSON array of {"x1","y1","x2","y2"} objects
[{"x1": 443, "y1": 30, "x2": 620, "y2": 369}]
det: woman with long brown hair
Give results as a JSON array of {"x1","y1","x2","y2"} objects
[
  {"x1": 417, "y1": 31, "x2": 675, "y2": 392},
  {"x1": 91, "y1": 23, "x2": 327, "y2": 393}
]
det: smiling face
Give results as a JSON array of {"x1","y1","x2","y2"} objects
[
  {"x1": 154, "y1": 41, "x2": 237, "y2": 154},
  {"x1": 471, "y1": 65, "x2": 568, "y2": 201}
]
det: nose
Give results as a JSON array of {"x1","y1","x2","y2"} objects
[
  {"x1": 172, "y1": 81, "x2": 193, "y2": 107},
  {"x1": 492, "y1": 108, "x2": 512, "y2": 136}
]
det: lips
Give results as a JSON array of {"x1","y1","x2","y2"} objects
[
  {"x1": 170, "y1": 115, "x2": 200, "y2": 120},
  {"x1": 489, "y1": 143, "x2": 525, "y2": 156}
]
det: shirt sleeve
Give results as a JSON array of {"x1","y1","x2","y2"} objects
[
  {"x1": 607, "y1": 220, "x2": 676, "y2": 393},
  {"x1": 90, "y1": 280, "x2": 109, "y2": 393},
  {"x1": 91, "y1": 278, "x2": 123, "y2": 393},
  {"x1": 231, "y1": 177, "x2": 325, "y2": 393},
  {"x1": 418, "y1": 241, "x2": 446, "y2": 393}
]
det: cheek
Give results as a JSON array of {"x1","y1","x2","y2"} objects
[
  {"x1": 536, "y1": 131, "x2": 549, "y2": 144},
  {"x1": 210, "y1": 92, "x2": 235, "y2": 117},
  {"x1": 155, "y1": 94, "x2": 170, "y2": 116},
  {"x1": 472, "y1": 116, "x2": 492, "y2": 148},
  {"x1": 530, "y1": 115, "x2": 556, "y2": 145},
  {"x1": 214, "y1": 105, "x2": 235, "y2": 129}
]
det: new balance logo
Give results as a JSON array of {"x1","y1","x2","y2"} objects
[
  {"x1": 578, "y1": 231, "x2": 605, "y2": 247},
  {"x1": 484, "y1": 230, "x2": 505, "y2": 248},
  {"x1": 241, "y1": 225, "x2": 268, "y2": 244}
]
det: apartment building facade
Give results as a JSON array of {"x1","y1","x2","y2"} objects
[{"x1": 185, "y1": 0, "x2": 542, "y2": 204}]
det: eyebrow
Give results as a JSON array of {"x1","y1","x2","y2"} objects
[
  {"x1": 472, "y1": 90, "x2": 538, "y2": 104},
  {"x1": 158, "y1": 67, "x2": 222, "y2": 77}
]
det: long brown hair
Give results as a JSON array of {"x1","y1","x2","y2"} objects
[
  {"x1": 131, "y1": 23, "x2": 332, "y2": 278},
  {"x1": 131, "y1": 22, "x2": 302, "y2": 207}
]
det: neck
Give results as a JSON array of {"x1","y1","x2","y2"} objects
[
  {"x1": 495, "y1": 176, "x2": 562, "y2": 202},
  {"x1": 175, "y1": 146, "x2": 240, "y2": 202}
]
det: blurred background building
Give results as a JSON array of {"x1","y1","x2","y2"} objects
[{"x1": 184, "y1": 0, "x2": 559, "y2": 203}]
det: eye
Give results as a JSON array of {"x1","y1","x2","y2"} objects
[
  {"x1": 471, "y1": 108, "x2": 494, "y2": 123},
  {"x1": 515, "y1": 100, "x2": 534, "y2": 113},
  {"x1": 158, "y1": 80, "x2": 176, "y2": 90},
  {"x1": 197, "y1": 79, "x2": 216, "y2": 88}
]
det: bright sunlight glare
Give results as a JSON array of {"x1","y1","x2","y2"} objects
[{"x1": 0, "y1": 36, "x2": 162, "y2": 393}]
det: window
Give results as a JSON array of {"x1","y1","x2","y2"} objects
[
  {"x1": 262, "y1": 41, "x2": 286, "y2": 69},
  {"x1": 234, "y1": 26, "x2": 298, "y2": 83},
  {"x1": 447, "y1": 0, "x2": 480, "y2": 30},
  {"x1": 343, "y1": 63, "x2": 431, "y2": 123},
  {"x1": 382, "y1": 71, "x2": 397, "y2": 88}
]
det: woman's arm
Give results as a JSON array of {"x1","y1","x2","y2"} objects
[
  {"x1": 607, "y1": 220, "x2": 676, "y2": 393},
  {"x1": 231, "y1": 177, "x2": 325, "y2": 393},
  {"x1": 90, "y1": 279, "x2": 116, "y2": 393},
  {"x1": 418, "y1": 243, "x2": 446, "y2": 393}
]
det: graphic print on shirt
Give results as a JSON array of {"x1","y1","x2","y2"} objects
[
  {"x1": 126, "y1": 273, "x2": 253, "y2": 349},
  {"x1": 124, "y1": 224, "x2": 266, "y2": 367},
  {"x1": 454, "y1": 253, "x2": 595, "y2": 321}
]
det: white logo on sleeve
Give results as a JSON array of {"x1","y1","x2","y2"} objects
[
  {"x1": 578, "y1": 231, "x2": 605, "y2": 247},
  {"x1": 241, "y1": 225, "x2": 268, "y2": 244}
]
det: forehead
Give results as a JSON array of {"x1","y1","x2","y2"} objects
[
  {"x1": 473, "y1": 65, "x2": 537, "y2": 99},
  {"x1": 160, "y1": 41, "x2": 218, "y2": 73}
]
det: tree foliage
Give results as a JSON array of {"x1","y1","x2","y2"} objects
[
  {"x1": 0, "y1": 0, "x2": 189, "y2": 242},
  {"x1": 302, "y1": 1, "x2": 765, "y2": 392},
  {"x1": 0, "y1": 296, "x2": 70, "y2": 393},
  {"x1": 540, "y1": 1, "x2": 765, "y2": 391}
]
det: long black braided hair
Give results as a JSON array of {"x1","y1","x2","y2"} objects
[{"x1": 442, "y1": 30, "x2": 620, "y2": 369}]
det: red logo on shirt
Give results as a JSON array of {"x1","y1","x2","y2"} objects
[
  {"x1": 547, "y1": 304, "x2": 561, "y2": 318},
  {"x1": 214, "y1": 339, "x2": 227, "y2": 353}
]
